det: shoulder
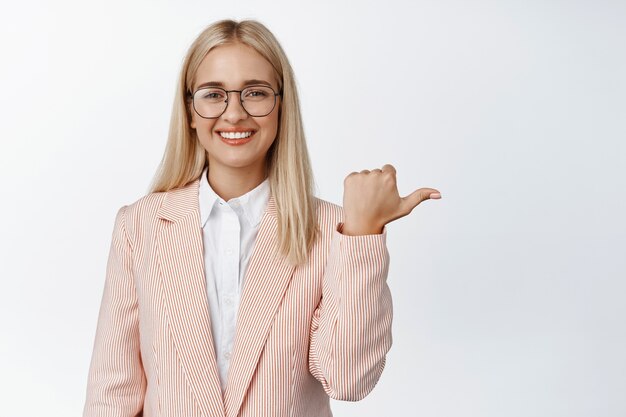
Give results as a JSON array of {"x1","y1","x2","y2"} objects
[
  {"x1": 124, "y1": 190, "x2": 167, "y2": 219},
  {"x1": 114, "y1": 179, "x2": 197, "y2": 243},
  {"x1": 112, "y1": 191, "x2": 166, "y2": 244},
  {"x1": 313, "y1": 196, "x2": 344, "y2": 235},
  {"x1": 314, "y1": 196, "x2": 342, "y2": 217}
]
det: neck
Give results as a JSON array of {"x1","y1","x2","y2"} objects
[{"x1": 206, "y1": 162, "x2": 267, "y2": 202}]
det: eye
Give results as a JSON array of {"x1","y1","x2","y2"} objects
[
  {"x1": 198, "y1": 88, "x2": 226, "y2": 101},
  {"x1": 246, "y1": 89, "x2": 268, "y2": 97},
  {"x1": 243, "y1": 86, "x2": 272, "y2": 101}
]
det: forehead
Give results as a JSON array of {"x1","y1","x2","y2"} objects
[{"x1": 194, "y1": 42, "x2": 277, "y2": 90}]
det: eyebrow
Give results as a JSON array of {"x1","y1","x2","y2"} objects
[{"x1": 195, "y1": 79, "x2": 273, "y2": 89}]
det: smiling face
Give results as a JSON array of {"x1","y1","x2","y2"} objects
[{"x1": 189, "y1": 42, "x2": 281, "y2": 178}]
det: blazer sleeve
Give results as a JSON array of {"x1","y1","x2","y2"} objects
[
  {"x1": 308, "y1": 222, "x2": 393, "y2": 401},
  {"x1": 83, "y1": 205, "x2": 146, "y2": 417}
]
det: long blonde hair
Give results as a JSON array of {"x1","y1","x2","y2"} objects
[{"x1": 148, "y1": 19, "x2": 318, "y2": 266}]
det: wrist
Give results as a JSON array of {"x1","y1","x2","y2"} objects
[{"x1": 341, "y1": 221, "x2": 384, "y2": 236}]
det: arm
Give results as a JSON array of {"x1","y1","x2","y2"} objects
[
  {"x1": 83, "y1": 205, "x2": 146, "y2": 417},
  {"x1": 308, "y1": 163, "x2": 440, "y2": 401},
  {"x1": 308, "y1": 222, "x2": 393, "y2": 401}
]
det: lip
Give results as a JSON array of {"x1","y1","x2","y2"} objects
[
  {"x1": 215, "y1": 128, "x2": 258, "y2": 133},
  {"x1": 216, "y1": 130, "x2": 257, "y2": 146}
]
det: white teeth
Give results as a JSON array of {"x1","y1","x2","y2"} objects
[{"x1": 219, "y1": 131, "x2": 254, "y2": 139}]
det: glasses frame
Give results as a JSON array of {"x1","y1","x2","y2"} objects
[{"x1": 187, "y1": 84, "x2": 283, "y2": 119}]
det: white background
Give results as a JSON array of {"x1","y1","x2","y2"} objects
[{"x1": 1, "y1": 0, "x2": 625, "y2": 416}]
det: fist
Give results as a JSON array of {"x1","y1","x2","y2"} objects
[{"x1": 341, "y1": 164, "x2": 441, "y2": 236}]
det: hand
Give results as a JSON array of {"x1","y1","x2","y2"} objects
[{"x1": 341, "y1": 164, "x2": 441, "y2": 236}]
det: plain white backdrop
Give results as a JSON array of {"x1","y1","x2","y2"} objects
[{"x1": 1, "y1": 0, "x2": 625, "y2": 416}]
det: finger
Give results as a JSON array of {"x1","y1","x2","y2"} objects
[
  {"x1": 400, "y1": 188, "x2": 442, "y2": 212},
  {"x1": 360, "y1": 169, "x2": 370, "y2": 174},
  {"x1": 370, "y1": 168, "x2": 382, "y2": 174},
  {"x1": 381, "y1": 164, "x2": 396, "y2": 175},
  {"x1": 344, "y1": 172, "x2": 358, "y2": 184}
]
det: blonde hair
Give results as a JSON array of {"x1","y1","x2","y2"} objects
[{"x1": 148, "y1": 19, "x2": 318, "y2": 266}]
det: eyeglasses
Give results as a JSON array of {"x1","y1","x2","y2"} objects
[{"x1": 188, "y1": 85, "x2": 282, "y2": 119}]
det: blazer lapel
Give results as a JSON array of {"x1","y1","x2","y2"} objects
[
  {"x1": 156, "y1": 178, "x2": 225, "y2": 417},
  {"x1": 223, "y1": 196, "x2": 297, "y2": 417}
]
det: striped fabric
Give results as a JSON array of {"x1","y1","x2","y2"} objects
[{"x1": 83, "y1": 177, "x2": 393, "y2": 417}]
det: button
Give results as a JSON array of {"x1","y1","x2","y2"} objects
[
  {"x1": 224, "y1": 297, "x2": 233, "y2": 306},
  {"x1": 226, "y1": 248, "x2": 233, "y2": 255},
  {"x1": 224, "y1": 351, "x2": 231, "y2": 360}
]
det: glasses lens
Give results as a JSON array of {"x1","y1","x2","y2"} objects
[
  {"x1": 241, "y1": 86, "x2": 276, "y2": 116},
  {"x1": 193, "y1": 86, "x2": 276, "y2": 118},
  {"x1": 193, "y1": 88, "x2": 227, "y2": 118}
]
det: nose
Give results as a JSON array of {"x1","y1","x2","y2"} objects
[{"x1": 221, "y1": 91, "x2": 248, "y2": 123}]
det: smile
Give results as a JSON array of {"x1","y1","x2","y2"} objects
[
  {"x1": 219, "y1": 131, "x2": 255, "y2": 139},
  {"x1": 216, "y1": 130, "x2": 257, "y2": 146}
]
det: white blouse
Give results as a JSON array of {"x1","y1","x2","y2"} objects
[{"x1": 197, "y1": 166, "x2": 270, "y2": 391}]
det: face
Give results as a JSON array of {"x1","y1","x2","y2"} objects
[{"x1": 189, "y1": 42, "x2": 281, "y2": 176}]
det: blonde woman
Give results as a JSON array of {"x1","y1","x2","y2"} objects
[{"x1": 83, "y1": 18, "x2": 441, "y2": 417}]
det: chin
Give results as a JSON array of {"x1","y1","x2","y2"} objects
[{"x1": 219, "y1": 156, "x2": 262, "y2": 169}]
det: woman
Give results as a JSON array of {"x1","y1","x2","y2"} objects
[{"x1": 83, "y1": 19, "x2": 441, "y2": 417}]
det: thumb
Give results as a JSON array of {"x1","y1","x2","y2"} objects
[{"x1": 400, "y1": 188, "x2": 442, "y2": 213}]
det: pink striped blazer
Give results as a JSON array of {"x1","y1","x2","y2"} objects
[{"x1": 83, "y1": 176, "x2": 392, "y2": 417}]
